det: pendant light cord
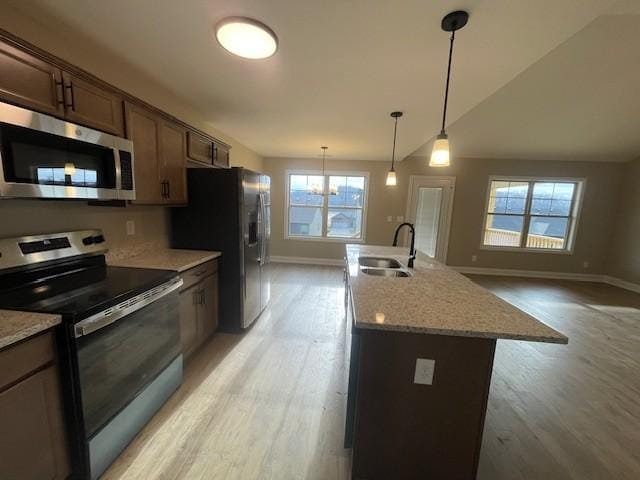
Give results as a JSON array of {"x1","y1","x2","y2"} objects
[
  {"x1": 391, "y1": 116, "x2": 398, "y2": 170},
  {"x1": 440, "y1": 30, "x2": 455, "y2": 134}
]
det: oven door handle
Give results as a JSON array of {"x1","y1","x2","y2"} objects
[{"x1": 73, "y1": 277, "x2": 183, "y2": 338}]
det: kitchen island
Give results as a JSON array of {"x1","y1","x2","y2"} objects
[{"x1": 344, "y1": 244, "x2": 567, "y2": 480}]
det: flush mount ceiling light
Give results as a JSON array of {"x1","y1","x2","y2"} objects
[
  {"x1": 386, "y1": 111, "x2": 403, "y2": 186},
  {"x1": 430, "y1": 10, "x2": 469, "y2": 167},
  {"x1": 215, "y1": 17, "x2": 278, "y2": 59}
]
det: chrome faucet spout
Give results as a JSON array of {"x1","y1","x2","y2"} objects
[{"x1": 392, "y1": 222, "x2": 416, "y2": 268}]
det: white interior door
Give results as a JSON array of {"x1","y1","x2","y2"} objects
[{"x1": 405, "y1": 176, "x2": 455, "y2": 262}]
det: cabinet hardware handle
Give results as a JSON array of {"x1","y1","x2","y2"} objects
[
  {"x1": 193, "y1": 289, "x2": 198, "y2": 305},
  {"x1": 213, "y1": 144, "x2": 218, "y2": 164},
  {"x1": 167, "y1": 180, "x2": 171, "y2": 199},
  {"x1": 194, "y1": 269, "x2": 207, "y2": 277},
  {"x1": 55, "y1": 80, "x2": 65, "y2": 106},
  {"x1": 160, "y1": 181, "x2": 165, "y2": 198},
  {"x1": 64, "y1": 82, "x2": 75, "y2": 110},
  {"x1": 201, "y1": 290, "x2": 205, "y2": 304}
]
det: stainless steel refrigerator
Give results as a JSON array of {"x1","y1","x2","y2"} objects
[{"x1": 170, "y1": 167, "x2": 270, "y2": 331}]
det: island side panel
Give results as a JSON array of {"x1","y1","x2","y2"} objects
[{"x1": 352, "y1": 329, "x2": 496, "y2": 480}]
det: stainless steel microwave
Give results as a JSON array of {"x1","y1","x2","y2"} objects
[{"x1": 0, "y1": 101, "x2": 135, "y2": 200}]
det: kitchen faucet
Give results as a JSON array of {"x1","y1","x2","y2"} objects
[{"x1": 392, "y1": 222, "x2": 416, "y2": 268}]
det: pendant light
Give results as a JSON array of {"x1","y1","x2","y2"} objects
[
  {"x1": 310, "y1": 146, "x2": 337, "y2": 196},
  {"x1": 386, "y1": 111, "x2": 403, "y2": 186},
  {"x1": 430, "y1": 10, "x2": 469, "y2": 167}
]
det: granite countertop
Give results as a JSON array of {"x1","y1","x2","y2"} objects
[
  {"x1": 0, "y1": 310, "x2": 61, "y2": 350},
  {"x1": 107, "y1": 246, "x2": 221, "y2": 272},
  {"x1": 346, "y1": 244, "x2": 568, "y2": 344}
]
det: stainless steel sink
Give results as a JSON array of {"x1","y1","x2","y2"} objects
[
  {"x1": 360, "y1": 267, "x2": 411, "y2": 278},
  {"x1": 358, "y1": 257, "x2": 402, "y2": 269}
]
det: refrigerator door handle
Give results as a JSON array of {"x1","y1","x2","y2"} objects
[{"x1": 258, "y1": 193, "x2": 265, "y2": 266}]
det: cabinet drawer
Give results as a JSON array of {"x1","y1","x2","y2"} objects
[
  {"x1": 0, "y1": 331, "x2": 55, "y2": 391},
  {"x1": 181, "y1": 259, "x2": 218, "y2": 291}
]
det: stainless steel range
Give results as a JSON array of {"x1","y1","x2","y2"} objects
[{"x1": 0, "y1": 230, "x2": 183, "y2": 479}]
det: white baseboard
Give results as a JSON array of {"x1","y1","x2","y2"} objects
[
  {"x1": 453, "y1": 266, "x2": 640, "y2": 294},
  {"x1": 602, "y1": 275, "x2": 640, "y2": 294},
  {"x1": 270, "y1": 255, "x2": 344, "y2": 267}
]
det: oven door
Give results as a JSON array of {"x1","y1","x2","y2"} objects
[{"x1": 74, "y1": 278, "x2": 182, "y2": 439}]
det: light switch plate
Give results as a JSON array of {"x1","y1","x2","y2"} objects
[
  {"x1": 396, "y1": 215, "x2": 404, "y2": 222},
  {"x1": 386, "y1": 216, "x2": 393, "y2": 222},
  {"x1": 414, "y1": 358, "x2": 435, "y2": 385},
  {"x1": 126, "y1": 220, "x2": 135, "y2": 236}
]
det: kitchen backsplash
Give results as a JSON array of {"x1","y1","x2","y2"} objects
[{"x1": 0, "y1": 200, "x2": 169, "y2": 250}]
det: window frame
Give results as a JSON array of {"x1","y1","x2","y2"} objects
[
  {"x1": 284, "y1": 169, "x2": 370, "y2": 243},
  {"x1": 479, "y1": 175, "x2": 586, "y2": 254}
]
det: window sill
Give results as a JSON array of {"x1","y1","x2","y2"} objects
[
  {"x1": 284, "y1": 235, "x2": 366, "y2": 244},
  {"x1": 479, "y1": 245, "x2": 574, "y2": 255}
]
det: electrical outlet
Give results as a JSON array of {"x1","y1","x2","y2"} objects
[
  {"x1": 414, "y1": 358, "x2": 435, "y2": 385},
  {"x1": 396, "y1": 216, "x2": 404, "y2": 222},
  {"x1": 471, "y1": 255, "x2": 478, "y2": 263},
  {"x1": 386, "y1": 216, "x2": 393, "y2": 222},
  {"x1": 583, "y1": 260, "x2": 590, "y2": 269},
  {"x1": 126, "y1": 220, "x2": 135, "y2": 236}
]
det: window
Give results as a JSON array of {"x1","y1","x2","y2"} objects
[
  {"x1": 482, "y1": 178, "x2": 584, "y2": 252},
  {"x1": 286, "y1": 172, "x2": 368, "y2": 241}
]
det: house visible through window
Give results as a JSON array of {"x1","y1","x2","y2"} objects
[
  {"x1": 482, "y1": 178, "x2": 583, "y2": 251},
  {"x1": 286, "y1": 172, "x2": 368, "y2": 241}
]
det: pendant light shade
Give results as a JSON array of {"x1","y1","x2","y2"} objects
[
  {"x1": 429, "y1": 133, "x2": 450, "y2": 167},
  {"x1": 430, "y1": 10, "x2": 469, "y2": 168},
  {"x1": 386, "y1": 111, "x2": 403, "y2": 186},
  {"x1": 385, "y1": 170, "x2": 397, "y2": 186}
]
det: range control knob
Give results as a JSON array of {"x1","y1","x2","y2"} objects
[
  {"x1": 82, "y1": 236, "x2": 94, "y2": 245},
  {"x1": 92, "y1": 235, "x2": 105, "y2": 244}
]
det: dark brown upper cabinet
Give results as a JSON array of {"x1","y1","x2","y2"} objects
[
  {"x1": 0, "y1": 40, "x2": 124, "y2": 136},
  {"x1": 125, "y1": 101, "x2": 187, "y2": 205},
  {"x1": 187, "y1": 130, "x2": 213, "y2": 165},
  {"x1": 61, "y1": 71, "x2": 124, "y2": 136},
  {"x1": 0, "y1": 41, "x2": 64, "y2": 116},
  {"x1": 213, "y1": 140, "x2": 230, "y2": 168},
  {"x1": 159, "y1": 120, "x2": 188, "y2": 205},
  {"x1": 125, "y1": 102, "x2": 162, "y2": 204}
]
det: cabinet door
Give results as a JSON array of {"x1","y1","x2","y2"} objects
[
  {"x1": 160, "y1": 121, "x2": 188, "y2": 205},
  {"x1": 198, "y1": 274, "x2": 219, "y2": 339},
  {"x1": 61, "y1": 71, "x2": 124, "y2": 136},
  {"x1": 187, "y1": 130, "x2": 213, "y2": 165},
  {"x1": 212, "y1": 141, "x2": 230, "y2": 168},
  {"x1": 0, "y1": 366, "x2": 70, "y2": 480},
  {"x1": 179, "y1": 286, "x2": 199, "y2": 357},
  {"x1": 0, "y1": 41, "x2": 63, "y2": 116},
  {"x1": 125, "y1": 102, "x2": 163, "y2": 204}
]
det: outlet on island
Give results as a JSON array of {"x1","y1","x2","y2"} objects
[{"x1": 414, "y1": 358, "x2": 436, "y2": 385}]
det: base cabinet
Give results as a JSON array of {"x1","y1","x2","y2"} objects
[
  {"x1": 0, "y1": 332, "x2": 70, "y2": 480},
  {"x1": 179, "y1": 260, "x2": 219, "y2": 358}
]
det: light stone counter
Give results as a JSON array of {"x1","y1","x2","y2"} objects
[
  {"x1": 108, "y1": 245, "x2": 221, "y2": 273},
  {"x1": 0, "y1": 309, "x2": 61, "y2": 350},
  {"x1": 346, "y1": 244, "x2": 568, "y2": 344}
]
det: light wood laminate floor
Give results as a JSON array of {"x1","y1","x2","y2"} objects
[{"x1": 103, "y1": 265, "x2": 640, "y2": 479}]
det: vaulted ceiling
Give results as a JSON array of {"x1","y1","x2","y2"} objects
[{"x1": 8, "y1": 0, "x2": 638, "y2": 162}]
